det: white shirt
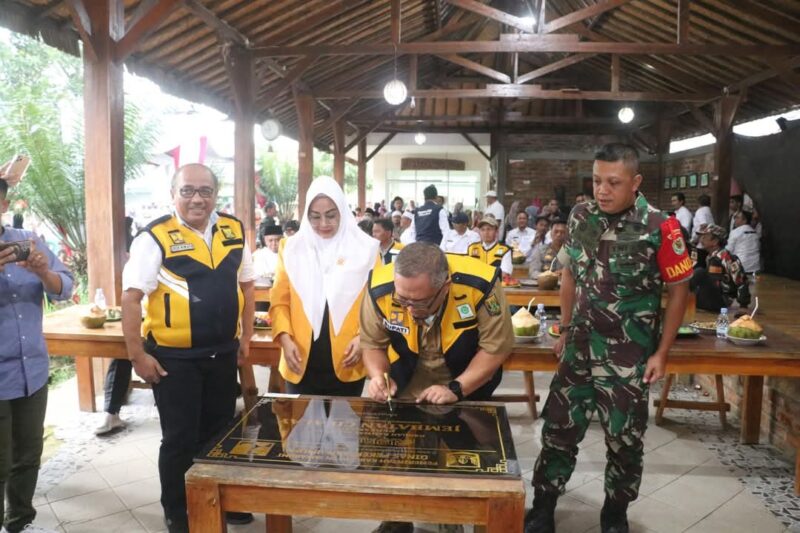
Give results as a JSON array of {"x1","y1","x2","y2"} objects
[
  {"x1": 505, "y1": 227, "x2": 536, "y2": 256},
  {"x1": 485, "y1": 201, "x2": 506, "y2": 240},
  {"x1": 252, "y1": 247, "x2": 279, "y2": 284},
  {"x1": 727, "y1": 224, "x2": 761, "y2": 273},
  {"x1": 440, "y1": 228, "x2": 480, "y2": 254},
  {"x1": 407, "y1": 207, "x2": 450, "y2": 243},
  {"x1": 692, "y1": 206, "x2": 714, "y2": 245},
  {"x1": 399, "y1": 226, "x2": 416, "y2": 245},
  {"x1": 675, "y1": 205, "x2": 693, "y2": 234},
  {"x1": 123, "y1": 212, "x2": 255, "y2": 295},
  {"x1": 483, "y1": 241, "x2": 512, "y2": 276}
]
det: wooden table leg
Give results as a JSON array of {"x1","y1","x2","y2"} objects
[
  {"x1": 266, "y1": 514, "x2": 292, "y2": 533},
  {"x1": 654, "y1": 374, "x2": 674, "y2": 425},
  {"x1": 238, "y1": 364, "x2": 258, "y2": 412},
  {"x1": 740, "y1": 376, "x2": 764, "y2": 444},
  {"x1": 267, "y1": 367, "x2": 286, "y2": 393},
  {"x1": 483, "y1": 496, "x2": 524, "y2": 533},
  {"x1": 186, "y1": 478, "x2": 225, "y2": 533},
  {"x1": 714, "y1": 375, "x2": 727, "y2": 428},
  {"x1": 523, "y1": 371, "x2": 538, "y2": 419},
  {"x1": 76, "y1": 357, "x2": 97, "y2": 412}
]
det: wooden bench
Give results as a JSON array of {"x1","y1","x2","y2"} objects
[{"x1": 654, "y1": 374, "x2": 730, "y2": 427}]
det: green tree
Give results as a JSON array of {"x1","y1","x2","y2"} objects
[
  {"x1": 257, "y1": 153, "x2": 298, "y2": 219},
  {"x1": 0, "y1": 33, "x2": 158, "y2": 281}
]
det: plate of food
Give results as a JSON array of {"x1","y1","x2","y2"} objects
[
  {"x1": 548, "y1": 324, "x2": 561, "y2": 337},
  {"x1": 726, "y1": 314, "x2": 765, "y2": 345},
  {"x1": 105, "y1": 307, "x2": 122, "y2": 322},
  {"x1": 689, "y1": 321, "x2": 717, "y2": 335},
  {"x1": 502, "y1": 274, "x2": 521, "y2": 288},
  {"x1": 519, "y1": 279, "x2": 538, "y2": 287},
  {"x1": 254, "y1": 312, "x2": 272, "y2": 330},
  {"x1": 677, "y1": 325, "x2": 700, "y2": 337}
]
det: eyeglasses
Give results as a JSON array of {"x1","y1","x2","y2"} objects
[
  {"x1": 178, "y1": 186, "x2": 215, "y2": 199},
  {"x1": 393, "y1": 281, "x2": 449, "y2": 311}
]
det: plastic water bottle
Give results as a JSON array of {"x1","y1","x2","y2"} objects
[
  {"x1": 716, "y1": 307, "x2": 729, "y2": 339},
  {"x1": 94, "y1": 288, "x2": 107, "y2": 310},
  {"x1": 535, "y1": 303, "x2": 547, "y2": 335}
]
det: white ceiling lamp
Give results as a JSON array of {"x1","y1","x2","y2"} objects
[
  {"x1": 520, "y1": 16, "x2": 536, "y2": 32},
  {"x1": 414, "y1": 131, "x2": 427, "y2": 145},
  {"x1": 383, "y1": 45, "x2": 407, "y2": 105},
  {"x1": 618, "y1": 106, "x2": 635, "y2": 124}
]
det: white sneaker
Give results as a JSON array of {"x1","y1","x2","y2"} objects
[
  {"x1": 94, "y1": 413, "x2": 126, "y2": 436},
  {"x1": 21, "y1": 525, "x2": 59, "y2": 533}
]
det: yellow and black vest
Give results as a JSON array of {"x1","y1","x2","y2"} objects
[
  {"x1": 380, "y1": 241, "x2": 404, "y2": 265},
  {"x1": 467, "y1": 241, "x2": 509, "y2": 269},
  {"x1": 142, "y1": 213, "x2": 245, "y2": 358},
  {"x1": 368, "y1": 254, "x2": 502, "y2": 400}
]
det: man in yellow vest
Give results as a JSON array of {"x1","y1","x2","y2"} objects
[
  {"x1": 120, "y1": 164, "x2": 255, "y2": 533},
  {"x1": 361, "y1": 243, "x2": 513, "y2": 532},
  {"x1": 467, "y1": 214, "x2": 512, "y2": 276}
]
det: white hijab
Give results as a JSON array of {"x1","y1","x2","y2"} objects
[{"x1": 283, "y1": 176, "x2": 379, "y2": 340}]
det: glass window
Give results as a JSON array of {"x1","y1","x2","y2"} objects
[{"x1": 386, "y1": 170, "x2": 481, "y2": 210}]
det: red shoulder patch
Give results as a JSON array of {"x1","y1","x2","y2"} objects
[{"x1": 657, "y1": 217, "x2": 692, "y2": 283}]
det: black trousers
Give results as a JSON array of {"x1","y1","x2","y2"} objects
[
  {"x1": 690, "y1": 268, "x2": 727, "y2": 313},
  {"x1": 151, "y1": 349, "x2": 238, "y2": 521},
  {"x1": 103, "y1": 359, "x2": 132, "y2": 415}
]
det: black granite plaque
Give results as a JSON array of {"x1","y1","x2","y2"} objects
[{"x1": 197, "y1": 396, "x2": 520, "y2": 478}]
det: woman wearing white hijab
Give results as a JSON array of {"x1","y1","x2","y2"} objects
[{"x1": 270, "y1": 177, "x2": 380, "y2": 395}]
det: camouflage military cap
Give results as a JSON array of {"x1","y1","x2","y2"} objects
[{"x1": 696, "y1": 223, "x2": 727, "y2": 240}]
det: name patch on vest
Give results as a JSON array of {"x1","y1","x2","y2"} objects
[
  {"x1": 170, "y1": 243, "x2": 195, "y2": 253},
  {"x1": 417, "y1": 209, "x2": 432, "y2": 216},
  {"x1": 383, "y1": 318, "x2": 410, "y2": 335}
]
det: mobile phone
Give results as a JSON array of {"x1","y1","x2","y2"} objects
[
  {"x1": 0, "y1": 241, "x2": 31, "y2": 262},
  {"x1": 3, "y1": 155, "x2": 31, "y2": 187}
]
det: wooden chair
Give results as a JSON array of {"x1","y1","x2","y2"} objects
[{"x1": 654, "y1": 374, "x2": 729, "y2": 427}]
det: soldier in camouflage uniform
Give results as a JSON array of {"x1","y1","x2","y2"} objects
[
  {"x1": 691, "y1": 223, "x2": 750, "y2": 312},
  {"x1": 524, "y1": 144, "x2": 691, "y2": 533}
]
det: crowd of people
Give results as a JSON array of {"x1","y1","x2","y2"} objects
[{"x1": 0, "y1": 143, "x2": 767, "y2": 533}]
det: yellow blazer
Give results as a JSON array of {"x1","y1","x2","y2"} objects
[{"x1": 270, "y1": 247, "x2": 375, "y2": 384}]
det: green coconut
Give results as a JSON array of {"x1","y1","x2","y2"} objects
[
  {"x1": 512, "y1": 307, "x2": 540, "y2": 337},
  {"x1": 728, "y1": 315, "x2": 763, "y2": 339}
]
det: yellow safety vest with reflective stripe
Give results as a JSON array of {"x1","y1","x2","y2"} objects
[
  {"x1": 467, "y1": 241, "x2": 510, "y2": 269},
  {"x1": 368, "y1": 254, "x2": 502, "y2": 400},
  {"x1": 142, "y1": 213, "x2": 244, "y2": 357}
]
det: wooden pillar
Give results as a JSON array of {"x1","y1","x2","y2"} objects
[
  {"x1": 712, "y1": 94, "x2": 741, "y2": 225},
  {"x1": 223, "y1": 45, "x2": 256, "y2": 249},
  {"x1": 82, "y1": 0, "x2": 126, "y2": 308},
  {"x1": 490, "y1": 131, "x2": 508, "y2": 206},
  {"x1": 358, "y1": 139, "x2": 367, "y2": 210},
  {"x1": 295, "y1": 86, "x2": 315, "y2": 215},
  {"x1": 333, "y1": 119, "x2": 346, "y2": 187}
]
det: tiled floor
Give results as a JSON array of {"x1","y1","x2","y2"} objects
[{"x1": 27, "y1": 366, "x2": 800, "y2": 533}]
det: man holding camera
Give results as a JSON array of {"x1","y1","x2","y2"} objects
[{"x1": 0, "y1": 176, "x2": 74, "y2": 533}]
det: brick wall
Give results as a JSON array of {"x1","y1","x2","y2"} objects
[
  {"x1": 658, "y1": 151, "x2": 716, "y2": 212},
  {"x1": 506, "y1": 158, "x2": 593, "y2": 207}
]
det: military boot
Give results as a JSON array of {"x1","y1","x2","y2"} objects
[
  {"x1": 523, "y1": 489, "x2": 558, "y2": 533},
  {"x1": 600, "y1": 497, "x2": 629, "y2": 533}
]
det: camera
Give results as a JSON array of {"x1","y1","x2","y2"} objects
[{"x1": 0, "y1": 241, "x2": 32, "y2": 262}]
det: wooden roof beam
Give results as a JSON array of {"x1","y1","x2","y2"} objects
[
  {"x1": 65, "y1": 0, "x2": 96, "y2": 61},
  {"x1": 517, "y1": 53, "x2": 596, "y2": 84},
  {"x1": 366, "y1": 133, "x2": 397, "y2": 163},
  {"x1": 544, "y1": 0, "x2": 634, "y2": 34},
  {"x1": 443, "y1": 0, "x2": 535, "y2": 33},
  {"x1": 723, "y1": 0, "x2": 800, "y2": 40},
  {"x1": 611, "y1": 54, "x2": 620, "y2": 92},
  {"x1": 183, "y1": 0, "x2": 249, "y2": 46},
  {"x1": 314, "y1": 98, "x2": 361, "y2": 136},
  {"x1": 391, "y1": 0, "x2": 401, "y2": 44},
  {"x1": 435, "y1": 54, "x2": 511, "y2": 83},
  {"x1": 461, "y1": 133, "x2": 490, "y2": 161},
  {"x1": 262, "y1": 55, "x2": 319, "y2": 110},
  {"x1": 253, "y1": 40, "x2": 800, "y2": 57},
  {"x1": 677, "y1": 0, "x2": 690, "y2": 44},
  {"x1": 762, "y1": 58, "x2": 800, "y2": 92},
  {"x1": 114, "y1": 0, "x2": 182, "y2": 62},
  {"x1": 315, "y1": 86, "x2": 717, "y2": 102}
]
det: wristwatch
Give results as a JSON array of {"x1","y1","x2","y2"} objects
[{"x1": 447, "y1": 380, "x2": 464, "y2": 401}]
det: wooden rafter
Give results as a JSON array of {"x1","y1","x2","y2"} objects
[
  {"x1": 435, "y1": 54, "x2": 511, "y2": 83},
  {"x1": 391, "y1": 0, "x2": 401, "y2": 44},
  {"x1": 114, "y1": 0, "x2": 182, "y2": 62},
  {"x1": 443, "y1": 0, "x2": 535, "y2": 33},
  {"x1": 517, "y1": 53, "x2": 596, "y2": 84},
  {"x1": 610, "y1": 54, "x2": 620, "y2": 92},
  {"x1": 183, "y1": 0, "x2": 249, "y2": 45},
  {"x1": 262, "y1": 55, "x2": 319, "y2": 109},
  {"x1": 461, "y1": 133, "x2": 490, "y2": 161},
  {"x1": 686, "y1": 104, "x2": 716, "y2": 134},
  {"x1": 314, "y1": 98, "x2": 361, "y2": 135},
  {"x1": 65, "y1": 0, "x2": 96, "y2": 61},
  {"x1": 253, "y1": 40, "x2": 800, "y2": 57},
  {"x1": 543, "y1": 0, "x2": 634, "y2": 34},
  {"x1": 366, "y1": 133, "x2": 397, "y2": 163},
  {"x1": 677, "y1": 0, "x2": 690, "y2": 44},
  {"x1": 763, "y1": 58, "x2": 800, "y2": 92}
]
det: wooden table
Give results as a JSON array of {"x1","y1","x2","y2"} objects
[
  {"x1": 186, "y1": 461, "x2": 524, "y2": 533},
  {"x1": 503, "y1": 286, "x2": 695, "y2": 312},
  {"x1": 43, "y1": 308, "x2": 799, "y2": 444}
]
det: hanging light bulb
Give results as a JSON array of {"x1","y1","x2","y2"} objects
[
  {"x1": 618, "y1": 106, "x2": 635, "y2": 123},
  {"x1": 383, "y1": 44, "x2": 407, "y2": 105},
  {"x1": 410, "y1": 96, "x2": 416, "y2": 109},
  {"x1": 384, "y1": 79, "x2": 407, "y2": 105},
  {"x1": 414, "y1": 131, "x2": 426, "y2": 145}
]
